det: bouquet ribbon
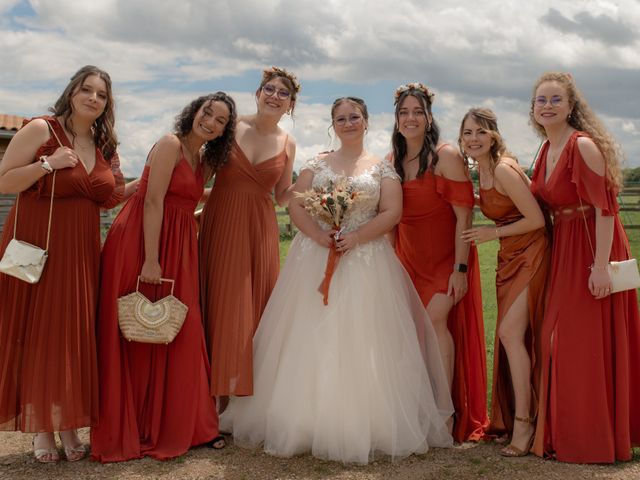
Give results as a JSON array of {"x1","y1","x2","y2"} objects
[{"x1": 318, "y1": 226, "x2": 342, "y2": 305}]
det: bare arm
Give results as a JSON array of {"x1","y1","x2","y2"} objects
[
  {"x1": 461, "y1": 159, "x2": 545, "y2": 244},
  {"x1": 288, "y1": 168, "x2": 336, "y2": 248},
  {"x1": 274, "y1": 138, "x2": 296, "y2": 206},
  {"x1": 436, "y1": 145, "x2": 471, "y2": 304},
  {"x1": 140, "y1": 134, "x2": 181, "y2": 284},
  {"x1": 0, "y1": 119, "x2": 78, "y2": 193}
]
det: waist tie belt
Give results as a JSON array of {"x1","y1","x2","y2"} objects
[{"x1": 551, "y1": 203, "x2": 593, "y2": 222}]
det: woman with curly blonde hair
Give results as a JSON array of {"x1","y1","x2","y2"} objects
[
  {"x1": 529, "y1": 72, "x2": 640, "y2": 463},
  {"x1": 460, "y1": 108, "x2": 549, "y2": 457}
]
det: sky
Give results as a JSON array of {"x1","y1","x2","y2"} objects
[{"x1": 1, "y1": 0, "x2": 639, "y2": 177}]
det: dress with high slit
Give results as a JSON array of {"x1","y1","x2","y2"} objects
[
  {"x1": 530, "y1": 131, "x2": 640, "y2": 463},
  {"x1": 478, "y1": 162, "x2": 549, "y2": 436},
  {"x1": 199, "y1": 140, "x2": 286, "y2": 396},
  {"x1": 91, "y1": 146, "x2": 219, "y2": 462}
]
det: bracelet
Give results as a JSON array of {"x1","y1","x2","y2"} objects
[
  {"x1": 495, "y1": 227, "x2": 500, "y2": 239},
  {"x1": 590, "y1": 264, "x2": 608, "y2": 271}
]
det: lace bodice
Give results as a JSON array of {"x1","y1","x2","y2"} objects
[{"x1": 301, "y1": 155, "x2": 400, "y2": 232}]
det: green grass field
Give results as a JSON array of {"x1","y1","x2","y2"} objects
[{"x1": 277, "y1": 212, "x2": 640, "y2": 410}]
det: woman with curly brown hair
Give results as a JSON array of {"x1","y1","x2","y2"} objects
[
  {"x1": 0, "y1": 65, "x2": 126, "y2": 463},
  {"x1": 460, "y1": 108, "x2": 549, "y2": 457},
  {"x1": 91, "y1": 92, "x2": 236, "y2": 462},
  {"x1": 390, "y1": 83, "x2": 489, "y2": 442},
  {"x1": 529, "y1": 72, "x2": 640, "y2": 463},
  {"x1": 199, "y1": 67, "x2": 297, "y2": 412}
]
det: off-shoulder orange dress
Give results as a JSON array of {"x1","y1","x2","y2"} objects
[
  {"x1": 199, "y1": 140, "x2": 287, "y2": 396},
  {"x1": 91, "y1": 147, "x2": 219, "y2": 462},
  {"x1": 0, "y1": 116, "x2": 123, "y2": 432},
  {"x1": 530, "y1": 131, "x2": 640, "y2": 463},
  {"x1": 395, "y1": 169, "x2": 489, "y2": 443},
  {"x1": 479, "y1": 163, "x2": 550, "y2": 436}
]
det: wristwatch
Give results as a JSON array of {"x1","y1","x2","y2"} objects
[
  {"x1": 453, "y1": 263, "x2": 468, "y2": 273},
  {"x1": 39, "y1": 156, "x2": 53, "y2": 174}
]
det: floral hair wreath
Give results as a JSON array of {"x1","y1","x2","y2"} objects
[
  {"x1": 262, "y1": 66, "x2": 301, "y2": 94},
  {"x1": 394, "y1": 82, "x2": 435, "y2": 104}
]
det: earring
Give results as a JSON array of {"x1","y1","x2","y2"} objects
[{"x1": 426, "y1": 123, "x2": 432, "y2": 132}]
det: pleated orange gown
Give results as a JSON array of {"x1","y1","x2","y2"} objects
[
  {"x1": 0, "y1": 116, "x2": 123, "y2": 432},
  {"x1": 199, "y1": 140, "x2": 287, "y2": 396},
  {"x1": 478, "y1": 164, "x2": 550, "y2": 436},
  {"x1": 91, "y1": 149, "x2": 219, "y2": 462},
  {"x1": 395, "y1": 171, "x2": 489, "y2": 443},
  {"x1": 531, "y1": 131, "x2": 640, "y2": 463}
]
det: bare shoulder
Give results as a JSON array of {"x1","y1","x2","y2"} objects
[
  {"x1": 155, "y1": 133, "x2": 180, "y2": 150},
  {"x1": 576, "y1": 136, "x2": 605, "y2": 175},
  {"x1": 16, "y1": 118, "x2": 50, "y2": 142},
  {"x1": 435, "y1": 143, "x2": 467, "y2": 181},
  {"x1": 148, "y1": 134, "x2": 181, "y2": 164}
]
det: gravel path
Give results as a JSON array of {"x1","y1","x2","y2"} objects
[{"x1": 1, "y1": 430, "x2": 639, "y2": 479}]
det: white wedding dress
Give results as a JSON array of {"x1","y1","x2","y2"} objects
[{"x1": 220, "y1": 157, "x2": 454, "y2": 464}]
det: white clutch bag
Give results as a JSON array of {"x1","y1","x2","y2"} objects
[{"x1": 608, "y1": 259, "x2": 640, "y2": 293}]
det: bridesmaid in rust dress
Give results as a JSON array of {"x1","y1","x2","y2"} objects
[
  {"x1": 0, "y1": 66, "x2": 126, "y2": 463},
  {"x1": 390, "y1": 83, "x2": 489, "y2": 442},
  {"x1": 529, "y1": 72, "x2": 640, "y2": 463},
  {"x1": 91, "y1": 93, "x2": 236, "y2": 462},
  {"x1": 199, "y1": 67, "x2": 297, "y2": 411},
  {"x1": 459, "y1": 108, "x2": 549, "y2": 457}
]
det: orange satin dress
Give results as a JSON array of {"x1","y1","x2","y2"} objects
[
  {"x1": 199, "y1": 140, "x2": 287, "y2": 396},
  {"x1": 91, "y1": 148, "x2": 219, "y2": 462},
  {"x1": 531, "y1": 131, "x2": 640, "y2": 463},
  {"x1": 479, "y1": 165, "x2": 549, "y2": 436},
  {"x1": 395, "y1": 169, "x2": 489, "y2": 443},
  {"x1": 0, "y1": 116, "x2": 123, "y2": 432}
]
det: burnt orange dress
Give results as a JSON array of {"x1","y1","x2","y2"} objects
[
  {"x1": 395, "y1": 169, "x2": 489, "y2": 443},
  {"x1": 531, "y1": 131, "x2": 640, "y2": 463},
  {"x1": 91, "y1": 147, "x2": 219, "y2": 462},
  {"x1": 199, "y1": 140, "x2": 287, "y2": 396},
  {"x1": 478, "y1": 164, "x2": 549, "y2": 436},
  {"x1": 0, "y1": 116, "x2": 123, "y2": 432}
]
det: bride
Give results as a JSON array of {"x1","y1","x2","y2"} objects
[{"x1": 220, "y1": 96, "x2": 453, "y2": 464}]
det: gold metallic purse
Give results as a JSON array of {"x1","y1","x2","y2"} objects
[{"x1": 117, "y1": 276, "x2": 188, "y2": 344}]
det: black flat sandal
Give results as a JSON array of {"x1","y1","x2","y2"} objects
[{"x1": 207, "y1": 435, "x2": 226, "y2": 450}]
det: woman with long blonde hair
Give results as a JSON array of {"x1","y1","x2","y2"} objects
[{"x1": 529, "y1": 72, "x2": 640, "y2": 463}]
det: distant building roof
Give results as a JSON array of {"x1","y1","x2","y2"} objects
[{"x1": 0, "y1": 114, "x2": 25, "y2": 132}]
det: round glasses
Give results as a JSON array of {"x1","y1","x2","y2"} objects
[
  {"x1": 333, "y1": 114, "x2": 363, "y2": 127},
  {"x1": 534, "y1": 95, "x2": 564, "y2": 107},
  {"x1": 262, "y1": 84, "x2": 291, "y2": 100}
]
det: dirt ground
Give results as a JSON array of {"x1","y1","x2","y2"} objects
[{"x1": 1, "y1": 429, "x2": 639, "y2": 480}]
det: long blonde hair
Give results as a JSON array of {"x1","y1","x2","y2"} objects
[
  {"x1": 529, "y1": 72, "x2": 623, "y2": 188},
  {"x1": 458, "y1": 107, "x2": 516, "y2": 175}
]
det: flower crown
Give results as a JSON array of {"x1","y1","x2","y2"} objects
[
  {"x1": 262, "y1": 66, "x2": 301, "y2": 94},
  {"x1": 394, "y1": 82, "x2": 435, "y2": 104}
]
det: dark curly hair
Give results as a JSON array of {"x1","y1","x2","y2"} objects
[
  {"x1": 391, "y1": 89, "x2": 440, "y2": 182},
  {"x1": 49, "y1": 65, "x2": 118, "y2": 162},
  {"x1": 174, "y1": 92, "x2": 236, "y2": 176}
]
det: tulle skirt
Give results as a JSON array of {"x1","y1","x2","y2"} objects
[{"x1": 220, "y1": 234, "x2": 454, "y2": 464}]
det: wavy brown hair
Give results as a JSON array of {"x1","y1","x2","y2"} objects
[
  {"x1": 391, "y1": 88, "x2": 440, "y2": 182},
  {"x1": 49, "y1": 65, "x2": 118, "y2": 162},
  {"x1": 458, "y1": 108, "x2": 517, "y2": 175},
  {"x1": 174, "y1": 92, "x2": 237, "y2": 176},
  {"x1": 530, "y1": 72, "x2": 623, "y2": 188}
]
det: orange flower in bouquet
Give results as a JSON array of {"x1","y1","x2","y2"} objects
[{"x1": 295, "y1": 176, "x2": 367, "y2": 305}]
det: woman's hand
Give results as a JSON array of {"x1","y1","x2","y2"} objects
[
  {"x1": 140, "y1": 259, "x2": 162, "y2": 284},
  {"x1": 46, "y1": 146, "x2": 79, "y2": 170},
  {"x1": 335, "y1": 231, "x2": 359, "y2": 253},
  {"x1": 461, "y1": 226, "x2": 498, "y2": 245},
  {"x1": 312, "y1": 228, "x2": 337, "y2": 248},
  {"x1": 447, "y1": 271, "x2": 468, "y2": 304},
  {"x1": 589, "y1": 265, "x2": 612, "y2": 299}
]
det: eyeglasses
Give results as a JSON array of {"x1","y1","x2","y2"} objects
[
  {"x1": 534, "y1": 95, "x2": 564, "y2": 107},
  {"x1": 262, "y1": 84, "x2": 291, "y2": 100},
  {"x1": 333, "y1": 114, "x2": 363, "y2": 127}
]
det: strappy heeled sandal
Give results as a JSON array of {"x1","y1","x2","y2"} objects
[
  {"x1": 32, "y1": 434, "x2": 60, "y2": 464},
  {"x1": 500, "y1": 415, "x2": 535, "y2": 457},
  {"x1": 58, "y1": 431, "x2": 87, "y2": 462}
]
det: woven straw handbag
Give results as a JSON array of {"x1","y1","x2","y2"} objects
[{"x1": 117, "y1": 277, "x2": 188, "y2": 344}]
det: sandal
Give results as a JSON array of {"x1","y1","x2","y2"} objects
[
  {"x1": 500, "y1": 415, "x2": 535, "y2": 457},
  {"x1": 58, "y1": 431, "x2": 87, "y2": 462},
  {"x1": 32, "y1": 433, "x2": 60, "y2": 464},
  {"x1": 207, "y1": 435, "x2": 226, "y2": 450}
]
